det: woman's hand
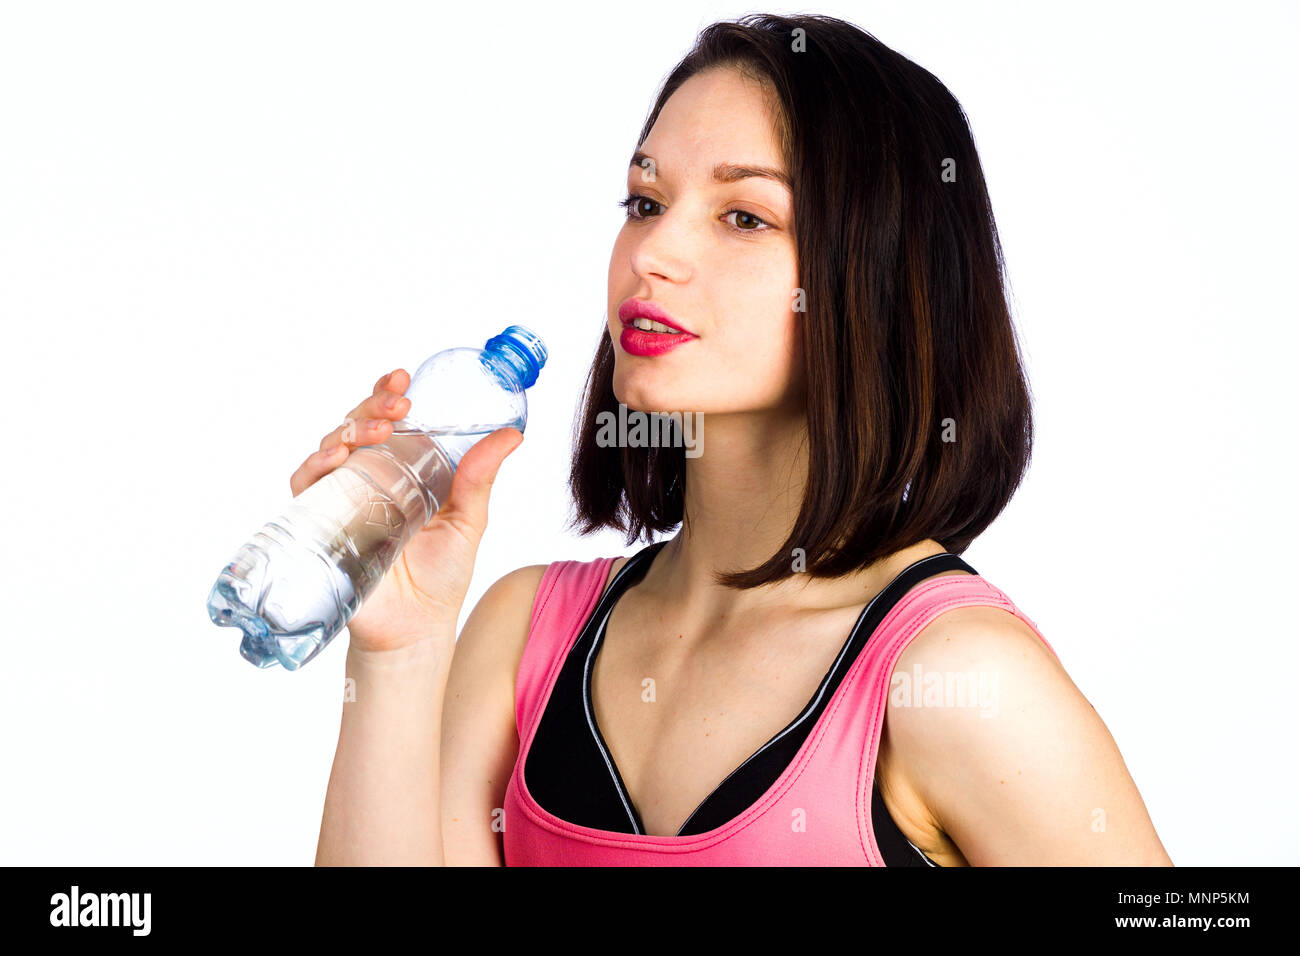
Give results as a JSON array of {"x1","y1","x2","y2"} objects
[{"x1": 289, "y1": 368, "x2": 523, "y2": 655}]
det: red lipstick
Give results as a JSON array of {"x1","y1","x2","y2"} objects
[{"x1": 617, "y1": 298, "x2": 698, "y2": 357}]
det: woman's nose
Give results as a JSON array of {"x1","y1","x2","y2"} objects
[{"x1": 627, "y1": 209, "x2": 695, "y2": 284}]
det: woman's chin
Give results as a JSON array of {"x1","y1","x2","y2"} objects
[{"x1": 612, "y1": 374, "x2": 673, "y2": 414}]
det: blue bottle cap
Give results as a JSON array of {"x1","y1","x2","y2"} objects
[{"x1": 484, "y1": 325, "x2": 548, "y2": 388}]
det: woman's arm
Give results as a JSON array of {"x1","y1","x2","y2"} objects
[
  {"x1": 885, "y1": 605, "x2": 1174, "y2": 866},
  {"x1": 439, "y1": 565, "x2": 547, "y2": 866},
  {"x1": 315, "y1": 629, "x2": 456, "y2": 866},
  {"x1": 314, "y1": 565, "x2": 544, "y2": 867}
]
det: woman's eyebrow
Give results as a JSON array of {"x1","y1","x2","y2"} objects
[{"x1": 629, "y1": 150, "x2": 791, "y2": 191}]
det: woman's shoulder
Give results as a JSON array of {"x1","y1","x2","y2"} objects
[
  {"x1": 878, "y1": 562, "x2": 1055, "y2": 664},
  {"x1": 480, "y1": 563, "x2": 551, "y2": 608},
  {"x1": 882, "y1": 575, "x2": 1070, "y2": 773},
  {"x1": 483, "y1": 551, "x2": 630, "y2": 620},
  {"x1": 879, "y1": 577, "x2": 1166, "y2": 864},
  {"x1": 899, "y1": 599, "x2": 1059, "y2": 674},
  {"x1": 465, "y1": 555, "x2": 628, "y2": 678},
  {"x1": 535, "y1": 552, "x2": 637, "y2": 595},
  {"x1": 884, "y1": 574, "x2": 1079, "y2": 783}
]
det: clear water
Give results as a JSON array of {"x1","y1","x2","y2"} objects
[{"x1": 206, "y1": 424, "x2": 494, "y2": 670}]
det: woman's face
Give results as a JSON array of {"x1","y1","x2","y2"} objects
[{"x1": 606, "y1": 66, "x2": 803, "y2": 419}]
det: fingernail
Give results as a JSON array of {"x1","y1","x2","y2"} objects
[{"x1": 369, "y1": 418, "x2": 388, "y2": 429}]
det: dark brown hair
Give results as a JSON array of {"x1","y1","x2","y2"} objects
[{"x1": 568, "y1": 13, "x2": 1033, "y2": 588}]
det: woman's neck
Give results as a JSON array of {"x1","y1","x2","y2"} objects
[{"x1": 641, "y1": 409, "x2": 946, "y2": 620}]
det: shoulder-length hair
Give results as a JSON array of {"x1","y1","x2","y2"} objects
[{"x1": 568, "y1": 12, "x2": 1033, "y2": 589}]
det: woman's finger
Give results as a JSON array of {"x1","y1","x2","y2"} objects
[
  {"x1": 372, "y1": 368, "x2": 407, "y2": 394},
  {"x1": 290, "y1": 443, "x2": 349, "y2": 497},
  {"x1": 330, "y1": 391, "x2": 411, "y2": 448},
  {"x1": 294, "y1": 368, "x2": 413, "y2": 495},
  {"x1": 318, "y1": 413, "x2": 395, "y2": 452}
]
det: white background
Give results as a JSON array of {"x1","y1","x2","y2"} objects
[{"x1": 1, "y1": 0, "x2": 1295, "y2": 866}]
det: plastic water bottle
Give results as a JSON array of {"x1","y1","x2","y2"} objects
[{"x1": 205, "y1": 325, "x2": 547, "y2": 671}]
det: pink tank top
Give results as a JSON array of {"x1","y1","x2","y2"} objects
[{"x1": 502, "y1": 552, "x2": 1059, "y2": 865}]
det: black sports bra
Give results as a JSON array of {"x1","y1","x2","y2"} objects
[{"x1": 524, "y1": 541, "x2": 976, "y2": 866}]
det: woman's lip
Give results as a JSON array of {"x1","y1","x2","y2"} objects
[
  {"x1": 617, "y1": 299, "x2": 692, "y2": 333},
  {"x1": 620, "y1": 326, "x2": 697, "y2": 357}
]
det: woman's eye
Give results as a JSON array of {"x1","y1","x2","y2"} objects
[
  {"x1": 724, "y1": 209, "x2": 770, "y2": 232},
  {"x1": 618, "y1": 193, "x2": 662, "y2": 220}
]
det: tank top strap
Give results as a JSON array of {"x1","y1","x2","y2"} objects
[
  {"x1": 514, "y1": 554, "x2": 619, "y2": 742},
  {"x1": 854, "y1": 570, "x2": 1061, "y2": 694}
]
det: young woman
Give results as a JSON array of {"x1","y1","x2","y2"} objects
[{"x1": 311, "y1": 14, "x2": 1172, "y2": 866}]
